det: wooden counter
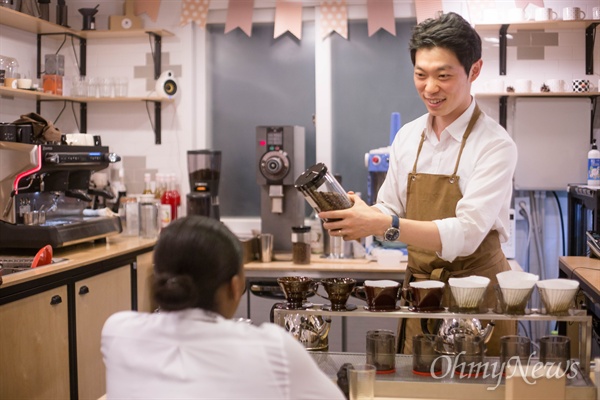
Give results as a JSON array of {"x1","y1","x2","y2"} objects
[
  {"x1": 559, "y1": 256, "x2": 600, "y2": 298},
  {"x1": 0, "y1": 235, "x2": 156, "y2": 400},
  {"x1": 0, "y1": 235, "x2": 156, "y2": 289}
]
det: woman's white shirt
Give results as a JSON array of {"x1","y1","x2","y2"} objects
[{"x1": 101, "y1": 308, "x2": 345, "y2": 399}]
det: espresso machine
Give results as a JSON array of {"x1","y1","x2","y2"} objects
[
  {"x1": 0, "y1": 140, "x2": 122, "y2": 249},
  {"x1": 186, "y1": 149, "x2": 221, "y2": 220},
  {"x1": 365, "y1": 112, "x2": 400, "y2": 205},
  {"x1": 256, "y1": 126, "x2": 305, "y2": 252}
]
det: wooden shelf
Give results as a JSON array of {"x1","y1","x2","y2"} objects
[
  {"x1": 78, "y1": 29, "x2": 174, "y2": 39},
  {"x1": 0, "y1": 86, "x2": 171, "y2": 103},
  {"x1": 0, "y1": 6, "x2": 73, "y2": 35},
  {"x1": 475, "y1": 91, "x2": 600, "y2": 98},
  {"x1": 0, "y1": 7, "x2": 173, "y2": 38},
  {"x1": 474, "y1": 19, "x2": 600, "y2": 31}
]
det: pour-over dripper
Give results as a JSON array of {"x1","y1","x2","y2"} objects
[
  {"x1": 277, "y1": 276, "x2": 316, "y2": 309},
  {"x1": 78, "y1": 4, "x2": 99, "y2": 30}
]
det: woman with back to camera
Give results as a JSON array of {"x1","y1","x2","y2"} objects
[{"x1": 101, "y1": 215, "x2": 345, "y2": 399}]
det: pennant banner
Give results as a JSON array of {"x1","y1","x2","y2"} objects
[
  {"x1": 225, "y1": 0, "x2": 255, "y2": 36},
  {"x1": 134, "y1": 0, "x2": 161, "y2": 22},
  {"x1": 320, "y1": 0, "x2": 348, "y2": 39},
  {"x1": 367, "y1": 0, "x2": 395, "y2": 37},
  {"x1": 180, "y1": 0, "x2": 211, "y2": 27},
  {"x1": 274, "y1": 0, "x2": 303, "y2": 40},
  {"x1": 414, "y1": 0, "x2": 443, "y2": 23}
]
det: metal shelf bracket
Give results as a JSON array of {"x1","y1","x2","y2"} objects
[
  {"x1": 586, "y1": 23, "x2": 599, "y2": 75},
  {"x1": 499, "y1": 24, "x2": 509, "y2": 76}
]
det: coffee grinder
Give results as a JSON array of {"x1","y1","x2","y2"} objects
[
  {"x1": 187, "y1": 150, "x2": 221, "y2": 220},
  {"x1": 256, "y1": 126, "x2": 305, "y2": 252}
]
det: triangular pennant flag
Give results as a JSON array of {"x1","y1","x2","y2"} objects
[
  {"x1": 274, "y1": 0, "x2": 303, "y2": 40},
  {"x1": 515, "y1": 0, "x2": 544, "y2": 8},
  {"x1": 134, "y1": 0, "x2": 161, "y2": 22},
  {"x1": 225, "y1": 0, "x2": 254, "y2": 36},
  {"x1": 367, "y1": 0, "x2": 395, "y2": 37},
  {"x1": 320, "y1": 0, "x2": 348, "y2": 39},
  {"x1": 180, "y1": 0, "x2": 211, "y2": 28},
  {"x1": 414, "y1": 0, "x2": 443, "y2": 23}
]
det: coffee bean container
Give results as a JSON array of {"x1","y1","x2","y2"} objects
[{"x1": 294, "y1": 163, "x2": 353, "y2": 219}]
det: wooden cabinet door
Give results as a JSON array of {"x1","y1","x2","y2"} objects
[
  {"x1": 0, "y1": 286, "x2": 70, "y2": 400},
  {"x1": 136, "y1": 251, "x2": 156, "y2": 313},
  {"x1": 75, "y1": 265, "x2": 132, "y2": 400}
]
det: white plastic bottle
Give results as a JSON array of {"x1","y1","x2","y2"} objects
[{"x1": 588, "y1": 139, "x2": 600, "y2": 186}]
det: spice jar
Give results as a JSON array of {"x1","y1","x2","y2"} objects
[
  {"x1": 292, "y1": 226, "x2": 311, "y2": 265},
  {"x1": 294, "y1": 163, "x2": 353, "y2": 220}
]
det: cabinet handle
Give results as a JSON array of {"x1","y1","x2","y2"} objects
[
  {"x1": 79, "y1": 285, "x2": 90, "y2": 295},
  {"x1": 50, "y1": 295, "x2": 62, "y2": 305}
]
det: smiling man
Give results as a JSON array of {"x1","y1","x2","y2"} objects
[{"x1": 319, "y1": 12, "x2": 518, "y2": 356}]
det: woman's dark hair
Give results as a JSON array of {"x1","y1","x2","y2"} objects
[
  {"x1": 409, "y1": 12, "x2": 482, "y2": 77},
  {"x1": 152, "y1": 215, "x2": 243, "y2": 312}
]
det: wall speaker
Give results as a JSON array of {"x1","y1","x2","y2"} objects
[{"x1": 155, "y1": 70, "x2": 178, "y2": 99}]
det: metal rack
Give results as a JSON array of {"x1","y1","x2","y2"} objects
[{"x1": 273, "y1": 305, "x2": 593, "y2": 373}]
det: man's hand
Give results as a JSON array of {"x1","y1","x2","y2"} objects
[{"x1": 319, "y1": 193, "x2": 387, "y2": 241}]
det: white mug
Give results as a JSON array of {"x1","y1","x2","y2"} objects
[
  {"x1": 507, "y1": 8, "x2": 525, "y2": 22},
  {"x1": 515, "y1": 79, "x2": 532, "y2": 93},
  {"x1": 485, "y1": 79, "x2": 505, "y2": 93},
  {"x1": 563, "y1": 7, "x2": 586, "y2": 21},
  {"x1": 534, "y1": 7, "x2": 558, "y2": 21},
  {"x1": 573, "y1": 79, "x2": 591, "y2": 92},
  {"x1": 545, "y1": 79, "x2": 565, "y2": 93},
  {"x1": 593, "y1": 7, "x2": 600, "y2": 20}
]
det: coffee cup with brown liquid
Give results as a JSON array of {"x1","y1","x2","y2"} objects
[
  {"x1": 402, "y1": 280, "x2": 445, "y2": 312},
  {"x1": 354, "y1": 280, "x2": 401, "y2": 311}
]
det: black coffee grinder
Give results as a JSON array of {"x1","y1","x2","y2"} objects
[{"x1": 187, "y1": 150, "x2": 221, "y2": 220}]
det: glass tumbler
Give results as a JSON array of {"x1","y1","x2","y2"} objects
[
  {"x1": 99, "y1": 77, "x2": 113, "y2": 97},
  {"x1": 114, "y1": 76, "x2": 129, "y2": 97}
]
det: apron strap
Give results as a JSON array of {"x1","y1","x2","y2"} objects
[
  {"x1": 451, "y1": 105, "x2": 482, "y2": 178},
  {"x1": 411, "y1": 131, "x2": 427, "y2": 175},
  {"x1": 430, "y1": 268, "x2": 450, "y2": 282}
]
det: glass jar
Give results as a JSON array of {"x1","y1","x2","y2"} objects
[
  {"x1": 294, "y1": 163, "x2": 353, "y2": 220},
  {"x1": 118, "y1": 196, "x2": 138, "y2": 236},
  {"x1": 139, "y1": 194, "x2": 160, "y2": 239},
  {"x1": 292, "y1": 226, "x2": 311, "y2": 265}
]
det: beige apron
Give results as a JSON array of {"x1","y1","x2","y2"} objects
[{"x1": 398, "y1": 105, "x2": 514, "y2": 356}]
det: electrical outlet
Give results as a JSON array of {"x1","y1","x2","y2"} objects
[{"x1": 514, "y1": 196, "x2": 531, "y2": 221}]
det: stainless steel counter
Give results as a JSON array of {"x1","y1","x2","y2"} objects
[
  {"x1": 312, "y1": 352, "x2": 596, "y2": 400},
  {"x1": 245, "y1": 255, "x2": 522, "y2": 280}
]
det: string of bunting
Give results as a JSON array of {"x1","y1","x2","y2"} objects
[{"x1": 135, "y1": 0, "x2": 401, "y2": 39}]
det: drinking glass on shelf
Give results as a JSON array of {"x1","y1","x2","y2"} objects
[
  {"x1": 99, "y1": 77, "x2": 113, "y2": 97},
  {"x1": 114, "y1": 77, "x2": 128, "y2": 97},
  {"x1": 69, "y1": 76, "x2": 83, "y2": 97},
  {"x1": 86, "y1": 77, "x2": 99, "y2": 98}
]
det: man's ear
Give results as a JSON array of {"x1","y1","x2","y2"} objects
[{"x1": 469, "y1": 59, "x2": 483, "y2": 82}]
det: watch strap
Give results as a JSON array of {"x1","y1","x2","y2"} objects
[{"x1": 391, "y1": 215, "x2": 399, "y2": 229}]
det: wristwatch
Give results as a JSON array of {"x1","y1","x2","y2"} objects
[{"x1": 384, "y1": 215, "x2": 400, "y2": 242}]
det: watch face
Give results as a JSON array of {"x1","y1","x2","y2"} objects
[{"x1": 385, "y1": 228, "x2": 400, "y2": 241}]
